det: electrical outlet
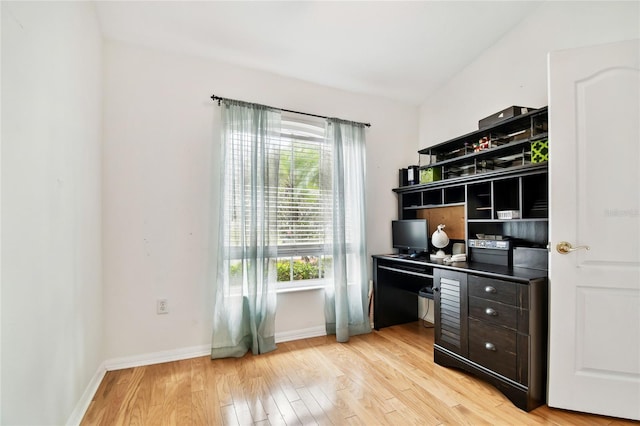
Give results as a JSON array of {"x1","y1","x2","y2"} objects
[{"x1": 157, "y1": 298, "x2": 169, "y2": 314}]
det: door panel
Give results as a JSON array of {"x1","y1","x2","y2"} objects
[
  {"x1": 576, "y1": 287, "x2": 640, "y2": 375},
  {"x1": 548, "y1": 39, "x2": 640, "y2": 420},
  {"x1": 577, "y1": 68, "x2": 640, "y2": 263}
]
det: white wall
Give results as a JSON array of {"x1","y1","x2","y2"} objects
[
  {"x1": 1, "y1": 2, "x2": 103, "y2": 425},
  {"x1": 419, "y1": 1, "x2": 640, "y2": 149},
  {"x1": 102, "y1": 41, "x2": 418, "y2": 360}
]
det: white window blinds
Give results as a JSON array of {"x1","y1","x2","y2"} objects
[{"x1": 276, "y1": 117, "x2": 331, "y2": 257}]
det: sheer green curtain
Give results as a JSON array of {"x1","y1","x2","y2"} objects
[
  {"x1": 211, "y1": 100, "x2": 281, "y2": 358},
  {"x1": 323, "y1": 118, "x2": 371, "y2": 342}
]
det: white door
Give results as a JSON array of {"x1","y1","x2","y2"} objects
[{"x1": 548, "y1": 39, "x2": 640, "y2": 420}]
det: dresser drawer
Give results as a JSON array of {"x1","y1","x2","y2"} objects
[
  {"x1": 469, "y1": 296, "x2": 518, "y2": 330},
  {"x1": 468, "y1": 275, "x2": 521, "y2": 306},
  {"x1": 468, "y1": 318, "x2": 517, "y2": 381}
]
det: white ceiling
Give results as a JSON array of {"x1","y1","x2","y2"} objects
[{"x1": 95, "y1": 1, "x2": 542, "y2": 105}]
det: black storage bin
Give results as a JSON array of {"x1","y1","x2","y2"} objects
[{"x1": 479, "y1": 106, "x2": 535, "y2": 129}]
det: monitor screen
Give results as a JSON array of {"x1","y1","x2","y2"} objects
[{"x1": 392, "y1": 219, "x2": 429, "y2": 255}]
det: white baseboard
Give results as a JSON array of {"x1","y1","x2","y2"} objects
[
  {"x1": 65, "y1": 361, "x2": 107, "y2": 426},
  {"x1": 104, "y1": 344, "x2": 211, "y2": 371},
  {"x1": 275, "y1": 325, "x2": 326, "y2": 343},
  {"x1": 103, "y1": 326, "x2": 327, "y2": 372}
]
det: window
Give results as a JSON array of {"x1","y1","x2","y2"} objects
[
  {"x1": 276, "y1": 114, "x2": 331, "y2": 289},
  {"x1": 225, "y1": 113, "x2": 331, "y2": 290}
]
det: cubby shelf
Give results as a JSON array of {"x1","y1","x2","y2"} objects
[
  {"x1": 394, "y1": 162, "x2": 548, "y2": 192},
  {"x1": 404, "y1": 202, "x2": 466, "y2": 211},
  {"x1": 424, "y1": 136, "x2": 546, "y2": 170}
]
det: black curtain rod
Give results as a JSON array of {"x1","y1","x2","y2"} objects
[{"x1": 210, "y1": 94, "x2": 371, "y2": 128}]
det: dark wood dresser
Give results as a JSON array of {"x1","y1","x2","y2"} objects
[{"x1": 433, "y1": 264, "x2": 547, "y2": 411}]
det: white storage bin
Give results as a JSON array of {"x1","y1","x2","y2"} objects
[{"x1": 497, "y1": 210, "x2": 520, "y2": 219}]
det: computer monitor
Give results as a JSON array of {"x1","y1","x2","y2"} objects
[{"x1": 392, "y1": 219, "x2": 429, "y2": 257}]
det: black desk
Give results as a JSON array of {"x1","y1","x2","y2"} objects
[
  {"x1": 372, "y1": 254, "x2": 548, "y2": 330},
  {"x1": 372, "y1": 255, "x2": 434, "y2": 330}
]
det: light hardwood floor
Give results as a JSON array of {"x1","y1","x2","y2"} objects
[{"x1": 82, "y1": 322, "x2": 636, "y2": 425}]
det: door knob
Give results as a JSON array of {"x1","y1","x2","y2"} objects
[{"x1": 556, "y1": 241, "x2": 590, "y2": 254}]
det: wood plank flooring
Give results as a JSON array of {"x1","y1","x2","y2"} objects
[{"x1": 82, "y1": 322, "x2": 636, "y2": 425}]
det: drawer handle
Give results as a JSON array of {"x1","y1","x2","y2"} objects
[
  {"x1": 485, "y1": 308, "x2": 497, "y2": 316},
  {"x1": 485, "y1": 342, "x2": 496, "y2": 351},
  {"x1": 484, "y1": 286, "x2": 497, "y2": 294}
]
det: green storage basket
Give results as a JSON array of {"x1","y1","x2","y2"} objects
[{"x1": 531, "y1": 139, "x2": 548, "y2": 163}]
